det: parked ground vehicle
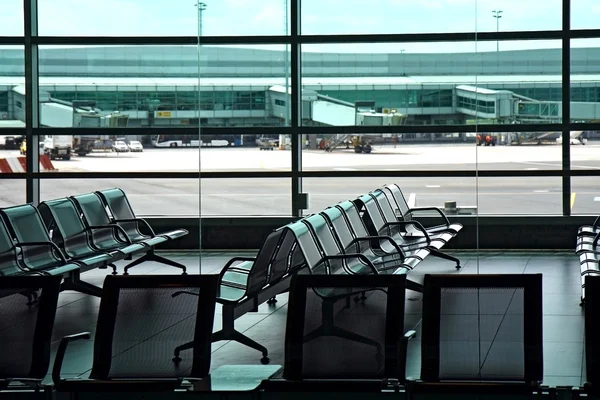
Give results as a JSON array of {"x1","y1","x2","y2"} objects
[
  {"x1": 127, "y1": 140, "x2": 143, "y2": 152},
  {"x1": 112, "y1": 140, "x2": 129, "y2": 152}
]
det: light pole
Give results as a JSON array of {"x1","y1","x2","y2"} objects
[
  {"x1": 492, "y1": 10, "x2": 502, "y2": 52},
  {"x1": 196, "y1": 2, "x2": 207, "y2": 37}
]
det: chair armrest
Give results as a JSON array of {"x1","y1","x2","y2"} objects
[
  {"x1": 14, "y1": 241, "x2": 68, "y2": 263},
  {"x1": 114, "y1": 218, "x2": 156, "y2": 236},
  {"x1": 52, "y1": 332, "x2": 91, "y2": 385},
  {"x1": 405, "y1": 206, "x2": 451, "y2": 226},
  {"x1": 172, "y1": 290, "x2": 200, "y2": 298},
  {"x1": 383, "y1": 220, "x2": 431, "y2": 245},
  {"x1": 219, "y1": 257, "x2": 257, "y2": 278},
  {"x1": 87, "y1": 224, "x2": 132, "y2": 244},
  {"x1": 348, "y1": 236, "x2": 407, "y2": 259},
  {"x1": 398, "y1": 330, "x2": 417, "y2": 384},
  {"x1": 321, "y1": 253, "x2": 378, "y2": 275}
]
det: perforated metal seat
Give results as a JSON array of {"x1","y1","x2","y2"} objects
[
  {"x1": 52, "y1": 274, "x2": 219, "y2": 392},
  {"x1": 263, "y1": 274, "x2": 415, "y2": 392},
  {"x1": 1, "y1": 204, "x2": 102, "y2": 296},
  {"x1": 90, "y1": 190, "x2": 187, "y2": 274},
  {"x1": 405, "y1": 274, "x2": 543, "y2": 396},
  {"x1": 0, "y1": 276, "x2": 62, "y2": 391}
]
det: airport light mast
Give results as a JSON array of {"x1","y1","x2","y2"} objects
[
  {"x1": 196, "y1": 2, "x2": 207, "y2": 37},
  {"x1": 492, "y1": 10, "x2": 502, "y2": 52}
]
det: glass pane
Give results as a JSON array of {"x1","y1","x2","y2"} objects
[
  {"x1": 572, "y1": 2, "x2": 600, "y2": 29},
  {"x1": 201, "y1": 138, "x2": 290, "y2": 172},
  {"x1": 201, "y1": 178, "x2": 291, "y2": 216},
  {"x1": 0, "y1": 46, "x2": 25, "y2": 131},
  {"x1": 571, "y1": 177, "x2": 600, "y2": 215},
  {"x1": 301, "y1": 0, "x2": 560, "y2": 35},
  {"x1": 38, "y1": 0, "x2": 289, "y2": 36},
  {"x1": 301, "y1": 133, "x2": 475, "y2": 172},
  {"x1": 0, "y1": 1, "x2": 23, "y2": 36},
  {"x1": 200, "y1": 45, "x2": 290, "y2": 128},
  {"x1": 476, "y1": 177, "x2": 562, "y2": 215},
  {"x1": 34, "y1": 134, "x2": 199, "y2": 172},
  {"x1": 302, "y1": 177, "x2": 477, "y2": 216},
  {"x1": 41, "y1": 178, "x2": 199, "y2": 217},
  {"x1": 0, "y1": 179, "x2": 25, "y2": 206},
  {"x1": 301, "y1": 40, "x2": 562, "y2": 127}
]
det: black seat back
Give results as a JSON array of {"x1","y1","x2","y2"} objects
[
  {"x1": 420, "y1": 274, "x2": 543, "y2": 383},
  {"x1": 0, "y1": 217, "x2": 21, "y2": 277},
  {"x1": 369, "y1": 190, "x2": 398, "y2": 224},
  {"x1": 71, "y1": 193, "x2": 124, "y2": 249},
  {"x1": 383, "y1": 184, "x2": 409, "y2": 217},
  {"x1": 585, "y1": 275, "x2": 600, "y2": 389},
  {"x1": 244, "y1": 229, "x2": 287, "y2": 297},
  {"x1": 0, "y1": 205, "x2": 63, "y2": 271},
  {"x1": 89, "y1": 274, "x2": 219, "y2": 380},
  {"x1": 96, "y1": 188, "x2": 145, "y2": 240},
  {"x1": 38, "y1": 198, "x2": 97, "y2": 259},
  {"x1": 283, "y1": 274, "x2": 407, "y2": 380},
  {"x1": 335, "y1": 201, "x2": 371, "y2": 238},
  {"x1": 0, "y1": 276, "x2": 62, "y2": 382},
  {"x1": 283, "y1": 222, "x2": 327, "y2": 274},
  {"x1": 353, "y1": 194, "x2": 388, "y2": 234},
  {"x1": 321, "y1": 207, "x2": 354, "y2": 250}
]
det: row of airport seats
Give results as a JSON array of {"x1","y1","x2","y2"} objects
[
  {"x1": 213, "y1": 183, "x2": 464, "y2": 364},
  {"x1": 5, "y1": 270, "x2": 580, "y2": 397},
  {"x1": 0, "y1": 187, "x2": 189, "y2": 298},
  {"x1": 575, "y1": 215, "x2": 600, "y2": 305}
]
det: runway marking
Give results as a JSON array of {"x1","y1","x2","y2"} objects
[
  {"x1": 594, "y1": 197, "x2": 600, "y2": 202},
  {"x1": 534, "y1": 190, "x2": 549, "y2": 193},
  {"x1": 333, "y1": 167, "x2": 357, "y2": 171},
  {"x1": 525, "y1": 167, "x2": 539, "y2": 170},
  {"x1": 425, "y1": 185, "x2": 441, "y2": 188},
  {"x1": 572, "y1": 193, "x2": 577, "y2": 209}
]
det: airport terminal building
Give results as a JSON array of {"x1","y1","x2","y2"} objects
[{"x1": 1, "y1": 46, "x2": 600, "y2": 130}]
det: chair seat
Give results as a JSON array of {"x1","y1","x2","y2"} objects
[
  {"x1": 109, "y1": 243, "x2": 147, "y2": 256},
  {"x1": 74, "y1": 253, "x2": 112, "y2": 266},
  {"x1": 162, "y1": 229, "x2": 189, "y2": 240},
  {"x1": 46, "y1": 263, "x2": 80, "y2": 276},
  {"x1": 141, "y1": 236, "x2": 168, "y2": 247}
]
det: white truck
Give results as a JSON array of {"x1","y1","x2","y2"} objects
[{"x1": 42, "y1": 135, "x2": 73, "y2": 160}]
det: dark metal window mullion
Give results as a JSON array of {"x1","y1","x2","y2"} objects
[
  {"x1": 24, "y1": 0, "x2": 40, "y2": 205},
  {"x1": 562, "y1": 0, "x2": 571, "y2": 216},
  {"x1": 290, "y1": 0, "x2": 302, "y2": 218}
]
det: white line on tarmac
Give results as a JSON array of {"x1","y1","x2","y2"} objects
[
  {"x1": 534, "y1": 190, "x2": 549, "y2": 193},
  {"x1": 595, "y1": 197, "x2": 600, "y2": 202},
  {"x1": 425, "y1": 185, "x2": 441, "y2": 188}
]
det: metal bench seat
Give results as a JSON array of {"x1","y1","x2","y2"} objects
[
  {"x1": 0, "y1": 204, "x2": 110, "y2": 297},
  {"x1": 355, "y1": 193, "x2": 461, "y2": 269},
  {"x1": 173, "y1": 224, "x2": 305, "y2": 365},
  {"x1": 319, "y1": 207, "x2": 428, "y2": 273},
  {"x1": 39, "y1": 198, "x2": 148, "y2": 276},
  {"x1": 96, "y1": 188, "x2": 188, "y2": 242},
  {"x1": 52, "y1": 275, "x2": 219, "y2": 393},
  {"x1": 70, "y1": 192, "x2": 185, "y2": 274},
  {"x1": 382, "y1": 183, "x2": 463, "y2": 235}
]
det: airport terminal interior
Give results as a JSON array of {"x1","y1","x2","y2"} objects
[{"x1": 3, "y1": 0, "x2": 600, "y2": 399}]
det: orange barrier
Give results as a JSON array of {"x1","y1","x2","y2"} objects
[
  {"x1": 0, "y1": 155, "x2": 57, "y2": 173},
  {"x1": 39, "y1": 154, "x2": 57, "y2": 171}
]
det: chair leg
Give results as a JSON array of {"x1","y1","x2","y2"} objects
[
  {"x1": 61, "y1": 271, "x2": 102, "y2": 297},
  {"x1": 211, "y1": 329, "x2": 270, "y2": 364},
  {"x1": 428, "y1": 248, "x2": 461, "y2": 269},
  {"x1": 123, "y1": 250, "x2": 187, "y2": 275},
  {"x1": 211, "y1": 305, "x2": 270, "y2": 364}
]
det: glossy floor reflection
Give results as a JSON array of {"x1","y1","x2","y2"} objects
[{"x1": 46, "y1": 250, "x2": 585, "y2": 387}]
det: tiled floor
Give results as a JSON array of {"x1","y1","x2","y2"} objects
[{"x1": 46, "y1": 250, "x2": 586, "y2": 387}]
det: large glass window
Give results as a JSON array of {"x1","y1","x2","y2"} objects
[
  {"x1": 38, "y1": 0, "x2": 290, "y2": 36},
  {"x1": 301, "y1": 0, "x2": 561, "y2": 35}
]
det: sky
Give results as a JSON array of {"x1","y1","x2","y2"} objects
[{"x1": 0, "y1": 0, "x2": 599, "y2": 53}]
